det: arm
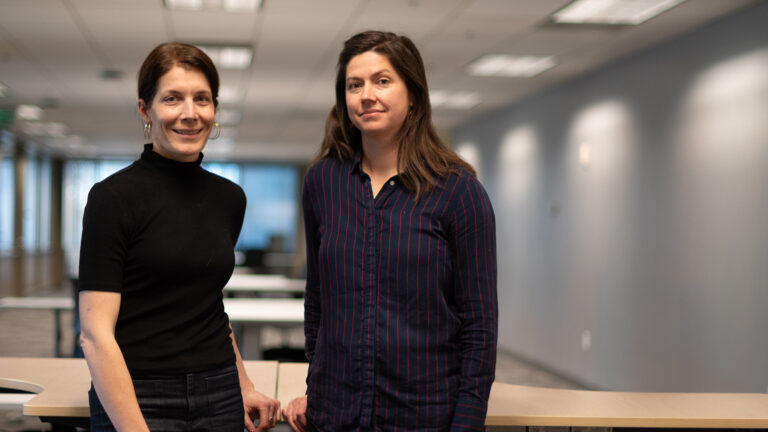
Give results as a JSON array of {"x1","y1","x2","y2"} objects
[
  {"x1": 449, "y1": 175, "x2": 498, "y2": 432},
  {"x1": 228, "y1": 324, "x2": 280, "y2": 432},
  {"x1": 79, "y1": 290, "x2": 149, "y2": 432},
  {"x1": 302, "y1": 173, "x2": 321, "y2": 363}
]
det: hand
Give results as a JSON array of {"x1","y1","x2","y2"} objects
[
  {"x1": 282, "y1": 395, "x2": 308, "y2": 432},
  {"x1": 242, "y1": 387, "x2": 280, "y2": 432}
]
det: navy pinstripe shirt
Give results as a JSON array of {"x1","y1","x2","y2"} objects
[{"x1": 302, "y1": 154, "x2": 497, "y2": 431}]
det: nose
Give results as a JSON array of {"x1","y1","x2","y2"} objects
[
  {"x1": 361, "y1": 83, "x2": 375, "y2": 102},
  {"x1": 180, "y1": 99, "x2": 197, "y2": 120}
]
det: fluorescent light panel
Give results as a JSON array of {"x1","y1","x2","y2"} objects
[
  {"x1": 431, "y1": 91, "x2": 480, "y2": 109},
  {"x1": 553, "y1": 0, "x2": 686, "y2": 25},
  {"x1": 199, "y1": 45, "x2": 253, "y2": 70},
  {"x1": 164, "y1": 0, "x2": 261, "y2": 12},
  {"x1": 16, "y1": 104, "x2": 43, "y2": 121},
  {"x1": 468, "y1": 55, "x2": 556, "y2": 78}
]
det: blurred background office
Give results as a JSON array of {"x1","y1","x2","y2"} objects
[{"x1": 1, "y1": 0, "x2": 768, "y2": 397}]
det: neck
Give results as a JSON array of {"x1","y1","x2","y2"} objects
[{"x1": 361, "y1": 136, "x2": 399, "y2": 179}]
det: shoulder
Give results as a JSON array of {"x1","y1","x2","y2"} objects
[
  {"x1": 201, "y1": 170, "x2": 246, "y2": 207},
  {"x1": 442, "y1": 167, "x2": 494, "y2": 215},
  {"x1": 304, "y1": 157, "x2": 350, "y2": 184},
  {"x1": 87, "y1": 162, "x2": 141, "y2": 202}
]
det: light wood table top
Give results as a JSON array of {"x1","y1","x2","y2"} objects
[
  {"x1": 276, "y1": 362, "x2": 768, "y2": 428},
  {"x1": 486, "y1": 382, "x2": 768, "y2": 428},
  {"x1": 0, "y1": 357, "x2": 279, "y2": 418},
  {"x1": 0, "y1": 297, "x2": 74, "y2": 310}
]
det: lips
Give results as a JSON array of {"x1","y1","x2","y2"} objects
[
  {"x1": 361, "y1": 109, "x2": 382, "y2": 118},
  {"x1": 173, "y1": 128, "x2": 202, "y2": 136}
]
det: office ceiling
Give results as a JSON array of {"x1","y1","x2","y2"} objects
[{"x1": 0, "y1": 0, "x2": 760, "y2": 161}]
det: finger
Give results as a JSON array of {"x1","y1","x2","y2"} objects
[
  {"x1": 288, "y1": 413, "x2": 301, "y2": 432},
  {"x1": 244, "y1": 411, "x2": 256, "y2": 432},
  {"x1": 255, "y1": 405, "x2": 270, "y2": 432},
  {"x1": 297, "y1": 413, "x2": 308, "y2": 432}
]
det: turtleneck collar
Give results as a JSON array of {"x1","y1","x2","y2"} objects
[{"x1": 140, "y1": 143, "x2": 203, "y2": 173}]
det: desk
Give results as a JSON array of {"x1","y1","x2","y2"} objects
[
  {"x1": 0, "y1": 357, "x2": 278, "y2": 427},
  {"x1": 223, "y1": 298, "x2": 304, "y2": 358},
  {"x1": 0, "y1": 297, "x2": 74, "y2": 357},
  {"x1": 224, "y1": 274, "x2": 305, "y2": 295},
  {"x1": 275, "y1": 362, "x2": 768, "y2": 429}
]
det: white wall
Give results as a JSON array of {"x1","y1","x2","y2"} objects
[{"x1": 454, "y1": 2, "x2": 768, "y2": 392}]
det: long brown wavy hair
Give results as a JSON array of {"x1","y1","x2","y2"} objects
[{"x1": 317, "y1": 30, "x2": 475, "y2": 198}]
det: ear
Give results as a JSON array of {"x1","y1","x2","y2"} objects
[{"x1": 137, "y1": 99, "x2": 150, "y2": 123}]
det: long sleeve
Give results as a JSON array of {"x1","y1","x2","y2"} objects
[
  {"x1": 302, "y1": 172, "x2": 322, "y2": 365},
  {"x1": 449, "y1": 174, "x2": 498, "y2": 431}
]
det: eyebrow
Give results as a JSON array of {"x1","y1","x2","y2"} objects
[{"x1": 347, "y1": 68, "x2": 392, "y2": 80}]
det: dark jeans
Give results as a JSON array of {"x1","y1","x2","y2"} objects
[{"x1": 88, "y1": 364, "x2": 244, "y2": 431}]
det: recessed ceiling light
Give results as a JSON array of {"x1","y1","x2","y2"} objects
[
  {"x1": 198, "y1": 45, "x2": 253, "y2": 70},
  {"x1": 16, "y1": 104, "x2": 43, "y2": 121},
  {"x1": 467, "y1": 55, "x2": 556, "y2": 78},
  {"x1": 223, "y1": 0, "x2": 261, "y2": 12},
  {"x1": 165, "y1": 0, "x2": 261, "y2": 12},
  {"x1": 553, "y1": 0, "x2": 686, "y2": 25},
  {"x1": 164, "y1": 0, "x2": 203, "y2": 11},
  {"x1": 431, "y1": 91, "x2": 481, "y2": 109}
]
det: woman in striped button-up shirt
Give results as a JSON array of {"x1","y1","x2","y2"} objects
[{"x1": 284, "y1": 30, "x2": 498, "y2": 432}]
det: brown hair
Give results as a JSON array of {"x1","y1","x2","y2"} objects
[
  {"x1": 138, "y1": 42, "x2": 219, "y2": 108},
  {"x1": 318, "y1": 30, "x2": 475, "y2": 197}
]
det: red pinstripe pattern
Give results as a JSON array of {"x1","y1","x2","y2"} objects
[{"x1": 302, "y1": 155, "x2": 497, "y2": 431}]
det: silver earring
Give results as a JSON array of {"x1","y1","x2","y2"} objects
[
  {"x1": 143, "y1": 122, "x2": 151, "y2": 140},
  {"x1": 210, "y1": 122, "x2": 221, "y2": 140}
]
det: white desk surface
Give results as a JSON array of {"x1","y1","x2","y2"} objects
[
  {"x1": 0, "y1": 357, "x2": 279, "y2": 418},
  {"x1": 224, "y1": 274, "x2": 306, "y2": 294},
  {"x1": 223, "y1": 298, "x2": 304, "y2": 325},
  {"x1": 0, "y1": 297, "x2": 74, "y2": 310},
  {"x1": 276, "y1": 362, "x2": 768, "y2": 428}
]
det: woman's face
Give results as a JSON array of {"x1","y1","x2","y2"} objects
[
  {"x1": 138, "y1": 65, "x2": 215, "y2": 162},
  {"x1": 345, "y1": 51, "x2": 411, "y2": 144}
]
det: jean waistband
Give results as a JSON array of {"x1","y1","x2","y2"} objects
[{"x1": 129, "y1": 363, "x2": 237, "y2": 380}]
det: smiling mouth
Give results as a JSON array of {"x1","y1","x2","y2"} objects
[{"x1": 173, "y1": 128, "x2": 202, "y2": 136}]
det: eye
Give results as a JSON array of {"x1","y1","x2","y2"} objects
[
  {"x1": 377, "y1": 78, "x2": 390, "y2": 85},
  {"x1": 346, "y1": 82, "x2": 362, "y2": 92},
  {"x1": 195, "y1": 95, "x2": 212, "y2": 104},
  {"x1": 162, "y1": 95, "x2": 178, "y2": 103}
]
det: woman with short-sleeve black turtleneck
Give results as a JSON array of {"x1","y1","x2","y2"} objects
[{"x1": 78, "y1": 42, "x2": 280, "y2": 432}]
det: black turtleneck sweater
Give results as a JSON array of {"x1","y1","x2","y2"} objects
[{"x1": 78, "y1": 144, "x2": 245, "y2": 373}]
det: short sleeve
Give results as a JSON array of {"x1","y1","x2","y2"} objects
[{"x1": 78, "y1": 182, "x2": 130, "y2": 293}]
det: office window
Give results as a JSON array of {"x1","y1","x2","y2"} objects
[
  {"x1": 0, "y1": 157, "x2": 13, "y2": 252},
  {"x1": 38, "y1": 158, "x2": 52, "y2": 251},
  {"x1": 62, "y1": 159, "x2": 131, "y2": 275},
  {"x1": 22, "y1": 157, "x2": 39, "y2": 250},
  {"x1": 204, "y1": 162, "x2": 240, "y2": 184},
  {"x1": 238, "y1": 165, "x2": 297, "y2": 252}
]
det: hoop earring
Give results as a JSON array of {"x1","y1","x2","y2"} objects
[
  {"x1": 210, "y1": 122, "x2": 221, "y2": 140},
  {"x1": 143, "y1": 122, "x2": 152, "y2": 141}
]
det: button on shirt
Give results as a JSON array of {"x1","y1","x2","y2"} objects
[{"x1": 302, "y1": 155, "x2": 497, "y2": 431}]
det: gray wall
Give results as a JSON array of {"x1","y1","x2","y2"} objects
[{"x1": 453, "y1": 3, "x2": 768, "y2": 393}]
